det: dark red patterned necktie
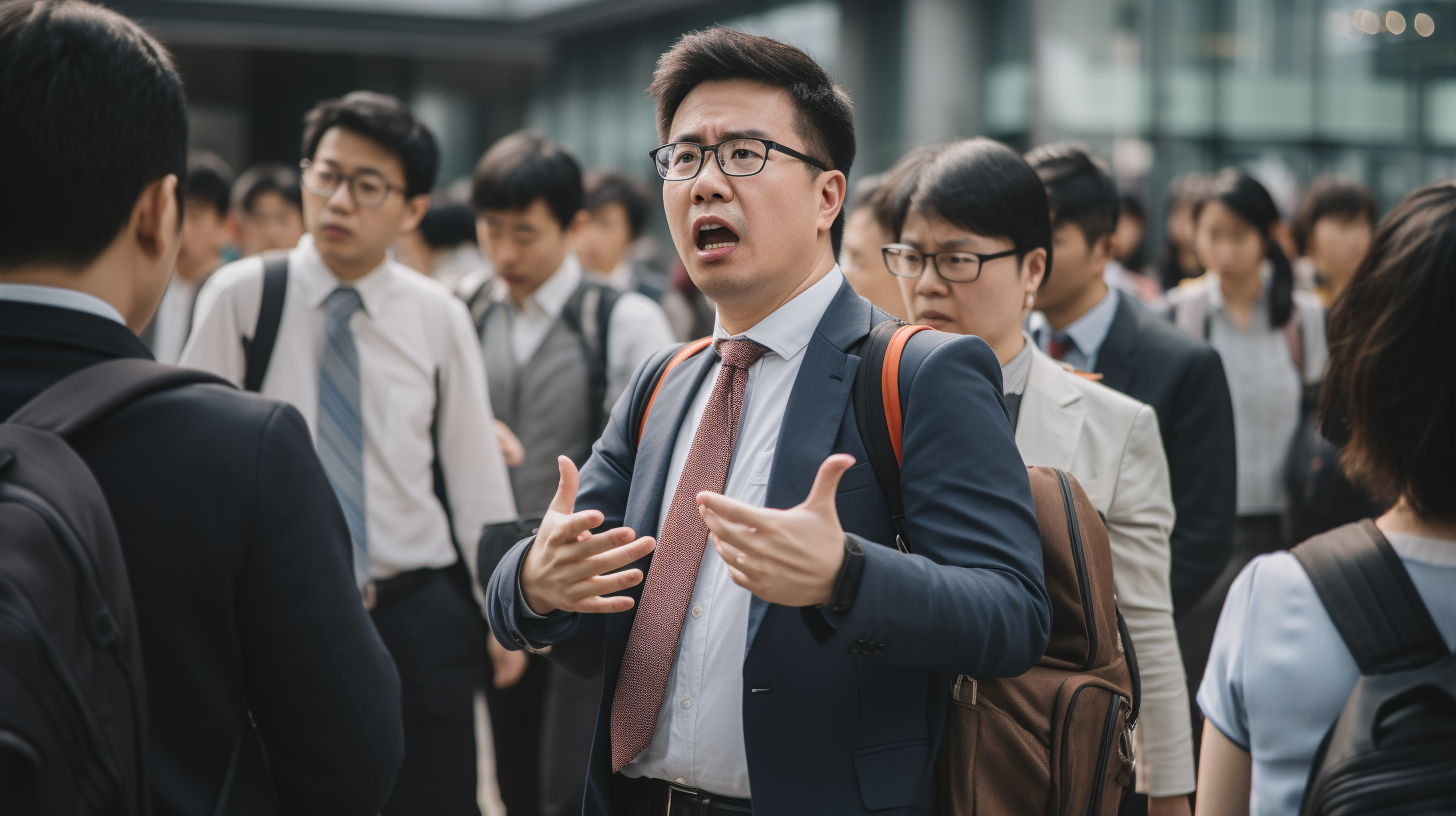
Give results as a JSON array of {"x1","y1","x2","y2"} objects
[
  {"x1": 1047, "y1": 337, "x2": 1071, "y2": 361},
  {"x1": 610, "y1": 338, "x2": 767, "y2": 772}
]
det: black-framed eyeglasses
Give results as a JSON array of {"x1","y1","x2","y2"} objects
[
  {"x1": 648, "y1": 138, "x2": 827, "y2": 181},
  {"x1": 881, "y1": 244, "x2": 1019, "y2": 283},
  {"x1": 299, "y1": 159, "x2": 402, "y2": 209}
]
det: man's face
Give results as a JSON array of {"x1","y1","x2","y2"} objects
[
  {"x1": 239, "y1": 190, "x2": 304, "y2": 257},
  {"x1": 662, "y1": 78, "x2": 843, "y2": 309},
  {"x1": 175, "y1": 197, "x2": 230, "y2": 281},
  {"x1": 571, "y1": 201, "x2": 634, "y2": 274},
  {"x1": 304, "y1": 127, "x2": 427, "y2": 275},
  {"x1": 478, "y1": 197, "x2": 571, "y2": 295},
  {"x1": 1035, "y1": 222, "x2": 1111, "y2": 314}
]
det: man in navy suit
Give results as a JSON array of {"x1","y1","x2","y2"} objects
[{"x1": 486, "y1": 28, "x2": 1049, "y2": 816}]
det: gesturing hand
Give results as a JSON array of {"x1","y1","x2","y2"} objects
[
  {"x1": 698, "y1": 454, "x2": 855, "y2": 608},
  {"x1": 519, "y1": 456, "x2": 656, "y2": 616}
]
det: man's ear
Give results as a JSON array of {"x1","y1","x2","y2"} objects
[
  {"x1": 1094, "y1": 232, "x2": 1118, "y2": 267},
  {"x1": 1024, "y1": 246, "x2": 1049, "y2": 292},
  {"x1": 399, "y1": 193, "x2": 432, "y2": 235},
  {"x1": 566, "y1": 208, "x2": 591, "y2": 239},
  {"x1": 135, "y1": 174, "x2": 181, "y2": 262},
  {"x1": 816, "y1": 170, "x2": 848, "y2": 234}
]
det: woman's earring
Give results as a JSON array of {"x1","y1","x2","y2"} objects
[{"x1": 1025, "y1": 293, "x2": 1035, "y2": 309}]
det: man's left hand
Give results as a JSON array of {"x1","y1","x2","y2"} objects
[{"x1": 698, "y1": 454, "x2": 854, "y2": 608}]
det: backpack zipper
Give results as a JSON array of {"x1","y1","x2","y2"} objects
[
  {"x1": 1085, "y1": 692, "x2": 1123, "y2": 816},
  {"x1": 1056, "y1": 470, "x2": 1099, "y2": 669}
]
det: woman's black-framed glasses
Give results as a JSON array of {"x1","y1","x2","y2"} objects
[
  {"x1": 649, "y1": 138, "x2": 827, "y2": 181},
  {"x1": 299, "y1": 159, "x2": 401, "y2": 209},
  {"x1": 881, "y1": 244, "x2": 1019, "y2": 283}
]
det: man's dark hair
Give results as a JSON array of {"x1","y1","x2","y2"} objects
[
  {"x1": 418, "y1": 202, "x2": 478, "y2": 249},
  {"x1": 1322, "y1": 181, "x2": 1456, "y2": 523},
  {"x1": 1292, "y1": 175, "x2": 1376, "y2": 257},
  {"x1": 1119, "y1": 191, "x2": 1146, "y2": 225},
  {"x1": 647, "y1": 26, "x2": 856, "y2": 249},
  {"x1": 584, "y1": 171, "x2": 652, "y2": 240},
  {"x1": 302, "y1": 91, "x2": 438, "y2": 199},
  {"x1": 471, "y1": 131, "x2": 583, "y2": 231},
  {"x1": 233, "y1": 164, "x2": 303, "y2": 214},
  {"x1": 186, "y1": 151, "x2": 234, "y2": 219},
  {"x1": 1024, "y1": 143, "x2": 1119, "y2": 247},
  {"x1": 0, "y1": 0, "x2": 188, "y2": 269},
  {"x1": 891, "y1": 138, "x2": 1054, "y2": 285}
]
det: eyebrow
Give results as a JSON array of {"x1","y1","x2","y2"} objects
[
  {"x1": 669, "y1": 127, "x2": 774, "y2": 144},
  {"x1": 318, "y1": 159, "x2": 392, "y2": 180}
]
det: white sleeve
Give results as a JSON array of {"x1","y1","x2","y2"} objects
[
  {"x1": 180, "y1": 259, "x2": 262, "y2": 386},
  {"x1": 605, "y1": 292, "x2": 678, "y2": 409},
  {"x1": 1105, "y1": 405, "x2": 1195, "y2": 797}
]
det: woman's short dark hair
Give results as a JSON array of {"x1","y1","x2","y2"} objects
[
  {"x1": 1291, "y1": 175, "x2": 1377, "y2": 257},
  {"x1": 584, "y1": 171, "x2": 652, "y2": 240},
  {"x1": 890, "y1": 138, "x2": 1054, "y2": 284},
  {"x1": 302, "y1": 91, "x2": 438, "y2": 199},
  {"x1": 1193, "y1": 168, "x2": 1295, "y2": 328},
  {"x1": 1024, "y1": 143, "x2": 1119, "y2": 247},
  {"x1": 1321, "y1": 182, "x2": 1456, "y2": 523},
  {"x1": 233, "y1": 164, "x2": 302, "y2": 214},
  {"x1": 0, "y1": 0, "x2": 188, "y2": 269},
  {"x1": 648, "y1": 26, "x2": 855, "y2": 249},
  {"x1": 471, "y1": 131, "x2": 583, "y2": 231}
]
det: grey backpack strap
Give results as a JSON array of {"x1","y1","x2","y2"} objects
[
  {"x1": 1292, "y1": 519, "x2": 1449, "y2": 675},
  {"x1": 561, "y1": 280, "x2": 621, "y2": 435},
  {"x1": 8, "y1": 358, "x2": 231, "y2": 437},
  {"x1": 242, "y1": 253, "x2": 289, "y2": 393}
]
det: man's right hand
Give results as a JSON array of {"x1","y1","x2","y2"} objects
[{"x1": 519, "y1": 456, "x2": 656, "y2": 616}]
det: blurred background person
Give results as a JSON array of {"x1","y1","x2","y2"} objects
[
  {"x1": 573, "y1": 170, "x2": 670, "y2": 302},
  {"x1": 1290, "y1": 175, "x2": 1376, "y2": 306},
  {"x1": 397, "y1": 198, "x2": 487, "y2": 290},
  {"x1": 1156, "y1": 173, "x2": 1208, "y2": 292},
  {"x1": 232, "y1": 163, "x2": 305, "y2": 258},
  {"x1": 140, "y1": 150, "x2": 232, "y2": 363},
  {"x1": 1104, "y1": 189, "x2": 1165, "y2": 309},
  {"x1": 1196, "y1": 181, "x2": 1456, "y2": 816},
  {"x1": 1169, "y1": 169, "x2": 1327, "y2": 744},
  {"x1": 839, "y1": 171, "x2": 908, "y2": 320}
]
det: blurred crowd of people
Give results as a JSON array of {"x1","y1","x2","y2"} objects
[{"x1": 2, "y1": 3, "x2": 1453, "y2": 816}]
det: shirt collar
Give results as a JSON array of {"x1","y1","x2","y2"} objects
[
  {"x1": 294, "y1": 234, "x2": 393, "y2": 317},
  {"x1": 1056, "y1": 284, "x2": 1119, "y2": 358},
  {"x1": 1205, "y1": 261, "x2": 1273, "y2": 315},
  {"x1": 493, "y1": 252, "x2": 583, "y2": 319},
  {"x1": 1000, "y1": 332, "x2": 1036, "y2": 396},
  {"x1": 713, "y1": 266, "x2": 846, "y2": 363},
  {"x1": 0, "y1": 283, "x2": 126, "y2": 325}
]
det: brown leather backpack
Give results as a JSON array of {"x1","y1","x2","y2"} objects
[{"x1": 855, "y1": 322, "x2": 1140, "y2": 816}]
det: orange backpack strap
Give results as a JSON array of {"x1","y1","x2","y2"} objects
[
  {"x1": 881, "y1": 324, "x2": 929, "y2": 465},
  {"x1": 852, "y1": 320, "x2": 930, "y2": 553},
  {"x1": 633, "y1": 336, "x2": 713, "y2": 447}
]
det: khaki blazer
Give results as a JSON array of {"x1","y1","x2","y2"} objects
[{"x1": 1016, "y1": 347, "x2": 1196, "y2": 797}]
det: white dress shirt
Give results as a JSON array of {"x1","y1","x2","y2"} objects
[
  {"x1": 150, "y1": 274, "x2": 207, "y2": 364},
  {"x1": 619, "y1": 267, "x2": 845, "y2": 798},
  {"x1": 0, "y1": 283, "x2": 125, "y2": 325},
  {"x1": 182, "y1": 235, "x2": 517, "y2": 581},
  {"x1": 488, "y1": 253, "x2": 677, "y2": 407}
]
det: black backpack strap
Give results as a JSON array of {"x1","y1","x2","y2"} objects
[
  {"x1": 1292, "y1": 519, "x2": 1449, "y2": 674},
  {"x1": 561, "y1": 280, "x2": 621, "y2": 436},
  {"x1": 465, "y1": 274, "x2": 497, "y2": 339},
  {"x1": 242, "y1": 253, "x2": 289, "y2": 393},
  {"x1": 7, "y1": 358, "x2": 232, "y2": 437},
  {"x1": 851, "y1": 318, "x2": 910, "y2": 551}
]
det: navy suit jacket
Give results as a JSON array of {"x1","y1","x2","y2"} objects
[{"x1": 486, "y1": 281, "x2": 1049, "y2": 816}]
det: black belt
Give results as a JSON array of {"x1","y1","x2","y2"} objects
[
  {"x1": 619, "y1": 775, "x2": 752, "y2": 816},
  {"x1": 364, "y1": 567, "x2": 442, "y2": 611}
]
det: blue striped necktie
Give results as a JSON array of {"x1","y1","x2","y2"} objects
[{"x1": 318, "y1": 287, "x2": 369, "y2": 591}]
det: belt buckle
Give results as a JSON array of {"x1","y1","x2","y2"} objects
[
  {"x1": 666, "y1": 782, "x2": 697, "y2": 816},
  {"x1": 362, "y1": 580, "x2": 377, "y2": 611}
]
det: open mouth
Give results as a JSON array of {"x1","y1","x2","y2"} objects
[{"x1": 695, "y1": 222, "x2": 740, "y2": 252}]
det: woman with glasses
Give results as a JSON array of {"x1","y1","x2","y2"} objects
[{"x1": 884, "y1": 138, "x2": 1195, "y2": 816}]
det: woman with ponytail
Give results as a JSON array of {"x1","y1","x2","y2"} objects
[{"x1": 1168, "y1": 169, "x2": 1328, "y2": 711}]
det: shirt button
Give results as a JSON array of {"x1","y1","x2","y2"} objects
[
  {"x1": 692, "y1": 606, "x2": 703, "y2": 619},
  {"x1": 681, "y1": 695, "x2": 692, "y2": 710}
]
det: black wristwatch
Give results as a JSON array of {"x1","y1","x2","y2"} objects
[{"x1": 827, "y1": 535, "x2": 866, "y2": 613}]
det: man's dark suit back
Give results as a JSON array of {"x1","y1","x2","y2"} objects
[
  {"x1": 1093, "y1": 291, "x2": 1237, "y2": 613},
  {"x1": 0, "y1": 301, "x2": 403, "y2": 816}
]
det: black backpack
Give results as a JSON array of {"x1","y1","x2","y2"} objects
[
  {"x1": 1293, "y1": 519, "x2": 1456, "y2": 816},
  {"x1": 0, "y1": 359, "x2": 230, "y2": 816}
]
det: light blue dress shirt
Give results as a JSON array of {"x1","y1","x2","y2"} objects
[{"x1": 1028, "y1": 285, "x2": 1119, "y2": 372}]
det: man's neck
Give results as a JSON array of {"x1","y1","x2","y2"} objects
[
  {"x1": 507, "y1": 251, "x2": 568, "y2": 309},
  {"x1": 991, "y1": 329, "x2": 1028, "y2": 367},
  {"x1": 323, "y1": 250, "x2": 387, "y2": 282},
  {"x1": 1042, "y1": 279, "x2": 1109, "y2": 333},
  {"x1": 716, "y1": 242, "x2": 835, "y2": 336},
  {"x1": 175, "y1": 253, "x2": 220, "y2": 284}
]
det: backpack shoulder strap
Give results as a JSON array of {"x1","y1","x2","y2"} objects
[
  {"x1": 851, "y1": 320, "x2": 929, "y2": 553},
  {"x1": 8, "y1": 358, "x2": 232, "y2": 438},
  {"x1": 561, "y1": 280, "x2": 622, "y2": 435},
  {"x1": 1292, "y1": 519, "x2": 1450, "y2": 674},
  {"x1": 632, "y1": 337, "x2": 713, "y2": 450},
  {"x1": 242, "y1": 253, "x2": 289, "y2": 393},
  {"x1": 463, "y1": 272, "x2": 497, "y2": 338}
]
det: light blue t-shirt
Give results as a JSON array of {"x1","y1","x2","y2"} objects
[{"x1": 1197, "y1": 531, "x2": 1456, "y2": 816}]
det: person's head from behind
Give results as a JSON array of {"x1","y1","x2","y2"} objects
[
  {"x1": 1165, "y1": 173, "x2": 1207, "y2": 259},
  {"x1": 176, "y1": 151, "x2": 233, "y2": 281},
  {"x1": 1113, "y1": 191, "x2": 1146, "y2": 267},
  {"x1": 648, "y1": 27, "x2": 853, "y2": 322},
  {"x1": 1193, "y1": 168, "x2": 1296, "y2": 327},
  {"x1": 0, "y1": 0, "x2": 187, "y2": 331},
  {"x1": 1321, "y1": 182, "x2": 1456, "y2": 529},
  {"x1": 839, "y1": 170, "x2": 911, "y2": 320},
  {"x1": 1292, "y1": 175, "x2": 1375, "y2": 298},
  {"x1": 1024, "y1": 143, "x2": 1118, "y2": 321},
  {"x1": 573, "y1": 171, "x2": 651, "y2": 275},
  {"x1": 888, "y1": 138, "x2": 1051, "y2": 360},
  {"x1": 471, "y1": 131, "x2": 582, "y2": 296},
  {"x1": 300, "y1": 91, "x2": 436, "y2": 280},
  {"x1": 233, "y1": 164, "x2": 304, "y2": 257},
  {"x1": 397, "y1": 201, "x2": 477, "y2": 276}
]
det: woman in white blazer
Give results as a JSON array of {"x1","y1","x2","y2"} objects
[{"x1": 881, "y1": 138, "x2": 1196, "y2": 814}]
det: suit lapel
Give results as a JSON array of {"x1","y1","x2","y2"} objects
[
  {"x1": 1015, "y1": 350, "x2": 1085, "y2": 471},
  {"x1": 1094, "y1": 293, "x2": 1139, "y2": 394}
]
